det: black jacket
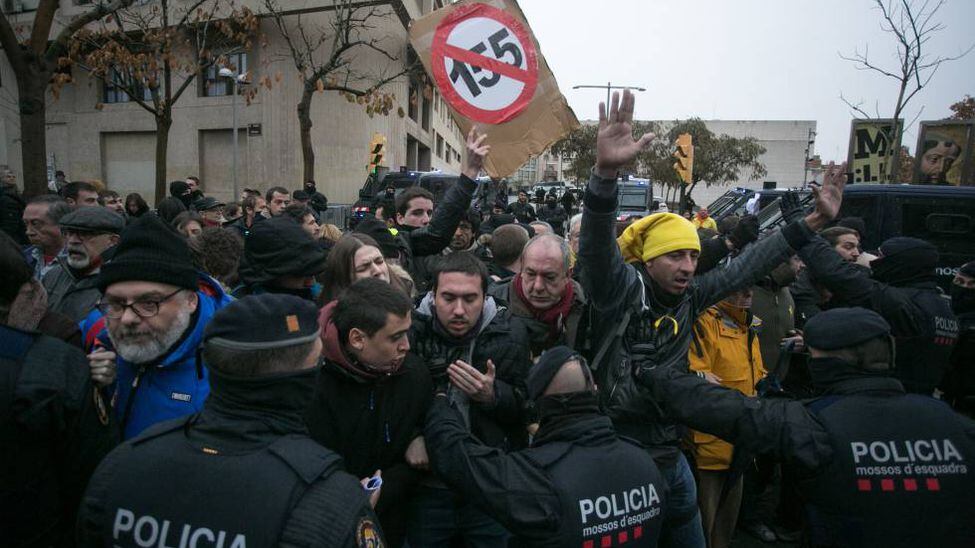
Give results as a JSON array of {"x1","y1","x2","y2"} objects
[
  {"x1": 796, "y1": 236, "x2": 959, "y2": 394},
  {"x1": 410, "y1": 294, "x2": 531, "y2": 450},
  {"x1": 537, "y1": 203, "x2": 567, "y2": 235},
  {"x1": 306, "y1": 353, "x2": 432, "y2": 547},
  {"x1": 1, "y1": 326, "x2": 118, "y2": 548},
  {"x1": 639, "y1": 359, "x2": 975, "y2": 548},
  {"x1": 940, "y1": 307, "x2": 975, "y2": 415},
  {"x1": 425, "y1": 394, "x2": 667, "y2": 547},
  {"x1": 396, "y1": 175, "x2": 478, "y2": 292},
  {"x1": 0, "y1": 183, "x2": 26, "y2": 245},
  {"x1": 507, "y1": 201, "x2": 537, "y2": 223},
  {"x1": 78, "y1": 367, "x2": 382, "y2": 547},
  {"x1": 578, "y1": 172, "x2": 816, "y2": 467}
]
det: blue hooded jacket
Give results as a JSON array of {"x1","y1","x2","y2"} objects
[{"x1": 81, "y1": 274, "x2": 232, "y2": 439}]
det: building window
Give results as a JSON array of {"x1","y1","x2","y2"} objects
[
  {"x1": 445, "y1": 144, "x2": 453, "y2": 164},
  {"x1": 103, "y1": 67, "x2": 153, "y2": 104},
  {"x1": 3, "y1": 0, "x2": 40, "y2": 13},
  {"x1": 203, "y1": 52, "x2": 247, "y2": 97},
  {"x1": 436, "y1": 134, "x2": 444, "y2": 159}
]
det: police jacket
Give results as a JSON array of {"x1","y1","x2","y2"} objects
[
  {"x1": 42, "y1": 257, "x2": 102, "y2": 323},
  {"x1": 488, "y1": 278, "x2": 588, "y2": 358},
  {"x1": 639, "y1": 358, "x2": 975, "y2": 548},
  {"x1": 82, "y1": 274, "x2": 232, "y2": 440},
  {"x1": 507, "y1": 201, "x2": 537, "y2": 224},
  {"x1": 395, "y1": 174, "x2": 478, "y2": 290},
  {"x1": 411, "y1": 294, "x2": 530, "y2": 450},
  {"x1": 538, "y1": 203, "x2": 567, "y2": 235},
  {"x1": 796, "y1": 236, "x2": 959, "y2": 394},
  {"x1": 578, "y1": 172, "x2": 816, "y2": 468},
  {"x1": 77, "y1": 366, "x2": 384, "y2": 548},
  {"x1": 424, "y1": 393, "x2": 667, "y2": 547},
  {"x1": 942, "y1": 309, "x2": 975, "y2": 414},
  {"x1": 0, "y1": 183, "x2": 26, "y2": 244},
  {"x1": 1, "y1": 325, "x2": 117, "y2": 548}
]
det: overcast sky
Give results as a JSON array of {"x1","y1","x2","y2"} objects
[{"x1": 519, "y1": 0, "x2": 975, "y2": 161}]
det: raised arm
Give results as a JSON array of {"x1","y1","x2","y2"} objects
[
  {"x1": 578, "y1": 90, "x2": 655, "y2": 313},
  {"x1": 409, "y1": 128, "x2": 487, "y2": 257},
  {"x1": 693, "y1": 163, "x2": 848, "y2": 311}
]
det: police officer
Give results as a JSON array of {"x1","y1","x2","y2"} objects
[
  {"x1": 77, "y1": 294, "x2": 385, "y2": 548},
  {"x1": 0, "y1": 232, "x2": 118, "y2": 547},
  {"x1": 424, "y1": 346, "x2": 667, "y2": 547},
  {"x1": 640, "y1": 307, "x2": 975, "y2": 548}
]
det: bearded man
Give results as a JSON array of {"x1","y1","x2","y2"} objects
[{"x1": 82, "y1": 215, "x2": 231, "y2": 439}]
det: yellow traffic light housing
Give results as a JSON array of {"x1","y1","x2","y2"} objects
[
  {"x1": 673, "y1": 133, "x2": 694, "y2": 184},
  {"x1": 368, "y1": 133, "x2": 386, "y2": 174}
]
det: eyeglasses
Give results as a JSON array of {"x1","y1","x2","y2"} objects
[{"x1": 97, "y1": 288, "x2": 184, "y2": 319}]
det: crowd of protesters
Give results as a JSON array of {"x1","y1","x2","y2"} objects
[{"x1": 2, "y1": 90, "x2": 975, "y2": 548}]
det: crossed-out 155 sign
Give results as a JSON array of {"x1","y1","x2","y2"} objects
[{"x1": 431, "y1": 3, "x2": 539, "y2": 125}]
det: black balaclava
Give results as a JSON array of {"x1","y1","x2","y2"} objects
[
  {"x1": 870, "y1": 237, "x2": 938, "y2": 286},
  {"x1": 950, "y1": 262, "x2": 975, "y2": 315}
]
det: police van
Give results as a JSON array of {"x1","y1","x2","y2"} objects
[{"x1": 617, "y1": 178, "x2": 667, "y2": 222}]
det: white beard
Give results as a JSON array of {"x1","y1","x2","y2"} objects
[{"x1": 110, "y1": 305, "x2": 193, "y2": 364}]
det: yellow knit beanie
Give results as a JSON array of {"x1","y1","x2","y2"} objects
[{"x1": 617, "y1": 213, "x2": 700, "y2": 263}]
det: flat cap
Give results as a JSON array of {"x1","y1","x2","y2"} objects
[
  {"x1": 59, "y1": 206, "x2": 125, "y2": 234},
  {"x1": 526, "y1": 345, "x2": 580, "y2": 401},
  {"x1": 804, "y1": 307, "x2": 891, "y2": 350},
  {"x1": 191, "y1": 196, "x2": 224, "y2": 211},
  {"x1": 204, "y1": 294, "x2": 319, "y2": 351}
]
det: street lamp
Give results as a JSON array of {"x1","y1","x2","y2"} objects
[
  {"x1": 219, "y1": 67, "x2": 247, "y2": 201},
  {"x1": 573, "y1": 82, "x2": 646, "y2": 113}
]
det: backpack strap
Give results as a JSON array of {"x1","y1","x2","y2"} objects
[
  {"x1": 590, "y1": 308, "x2": 632, "y2": 372},
  {"x1": 278, "y1": 461, "x2": 373, "y2": 547}
]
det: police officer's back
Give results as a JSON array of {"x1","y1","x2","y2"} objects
[
  {"x1": 640, "y1": 308, "x2": 975, "y2": 548},
  {"x1": 424, "y1": 346, "x2": 667, "y2": 547},
  {"x1": 77, "y1": 294, "x2": 384, "y2": 547},
  {"x1": 0, "y1": 232, "x2": 117, "y2": 547}
]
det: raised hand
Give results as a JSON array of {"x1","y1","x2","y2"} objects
[
  {"x1": 462, "y1": 126, "x2": 490, "y2": 180},
  {"x1": 595, "y1": 89, "x2": 655, "y2": 179},
  {"x1": 805, "y1": 161, "x2": 847, "y2": 231}
]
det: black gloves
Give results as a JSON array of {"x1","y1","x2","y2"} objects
[{"x1": 728, "y1": 214, "x2": 759, "y2": 250}]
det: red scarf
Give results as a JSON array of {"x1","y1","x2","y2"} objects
[{"x1": 513, "y1": 274, "x2": 575, "y2": 341}]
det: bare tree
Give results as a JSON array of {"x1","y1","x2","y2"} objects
[
  {"x1": 0, "y1": 0, "x2": 136, "y2": 197},
  {"x1": 263, "y1": 0, "x2": 410, "y2": 183},
  {"x1": 69, "y1": 0, "x2": 259, "y2": 203},
  {"x1": 840, "y1": 0, "x2": 973, "y2": 182}
]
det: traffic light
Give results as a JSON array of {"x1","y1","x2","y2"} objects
[
  {"x1": 367, "y1": 134, "x2": 386, "y2": 174},
  {"x1": 673, "y1": 133, "x2": 694, "y2": 184}
]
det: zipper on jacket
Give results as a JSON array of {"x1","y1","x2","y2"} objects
[{"x1": 120, "y1": 365, "x2": 149, "y2": 434}]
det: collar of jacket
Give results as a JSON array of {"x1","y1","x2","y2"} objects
[
  {"x1": 190, "y1": 365, "x2": 319, "y2": 450},
  {"x1": 318, "y1": 300, "x2": 406, "y2": 381},
  {"x1": 809, "y1": 357, "x2": 904, "y2": 395},
  {"x1": 532, "y1": 393, "x2": 616, "y2": 447},
  {"x1": 637, "y1": 265, "x2": 690, "y2": 312},
  {"x1": 715, "y1": 300, "x2": 751, "y2": 328}
]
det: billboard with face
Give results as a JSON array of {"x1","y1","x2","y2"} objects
[
  {"x1": 914, "y1": 121, "x2": 975, "y2": 186},
  {"x1": 847, "y1": 119, "x2": 902, "y2": 184}
]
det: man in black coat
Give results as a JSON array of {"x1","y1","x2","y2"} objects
[
  {"x1": 639, "y1": 307, "x2": 975, "y2": 548},
  {"x1": 425, "y1": 346, "x2": 668, "y2": 547},
  {"x1": 0, "y1": 232, "x2": 117, "y2": 547},
  {"x1": 537, "y1": 194, "x2": 568, "y2": 236},
  {"x1": 507, "y1": 190, "x2": 537, "y2": 224},
  {"x1": 307, "y1": 278, "x2": 432, "y2": 547},
  {"x1": 408, "y1": 251, "x2": 531, "y2": 547},
  {"x1": 940, "y1": 261, "x2": 975, "y2": 416},
  {"x1": 0, "y1": 170, "x2": 26, "y2": 244},
  {"x1": 796, "y1": 235, "x2": 959, "y2": 395},
  {"x1": 78, "y1": 294, "x2": 384, "y2": 547}
]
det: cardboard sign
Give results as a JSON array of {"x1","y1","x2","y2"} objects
[
  {"x1": 847, "y1": 119, "x2": 902, "y2": 183},
  {"x1": 410, "y1": 0, "x2": 579, "y2": 178},
  {"x1": 914, "y1": 120, "x2": 975, "y2": 186}
]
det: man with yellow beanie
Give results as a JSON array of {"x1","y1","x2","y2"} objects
[{"x1": 577, "y1": 89, "x2": 846, "y2": 548}]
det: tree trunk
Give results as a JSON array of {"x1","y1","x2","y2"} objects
[
  {"x1": 297, "y1": 85, "x2": 315, "y2": 184},
  {"x1": 154, "y1": 114, "x2": 172, "y2": 205},
  {"x1": 17, "y1": 71, "x2": 49, "y2": 198}
]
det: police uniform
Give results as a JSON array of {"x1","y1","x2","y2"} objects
[
  {"x1": 76, "y1": 295, "x2": 385, "y2": 548},
  {"x1": 640, "y1": 308, "x2": 975, "y2": 548},
  {"x1": 1, "y1": 325, "x2": 117, "y2": 547},
  {"x1": 424, "y1": 347, "x2": 667, "y2": 547}
]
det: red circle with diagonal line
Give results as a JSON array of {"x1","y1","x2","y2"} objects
[{"x1": 431, "y1": 3, "x2": 538, "y2": 125}]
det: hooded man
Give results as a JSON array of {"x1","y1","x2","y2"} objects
[
  {"x1": 795, "y1": 235, "x2": 959, "y2": 395},
  {"x1": 537, "y1": 193, "x2": 568, "y2": 236},
  {"x1": 939, "y1": 261, "x2": 975, "y2": 415},
  {"x1": 78, "y1": 294, "x2": 383, "y2": 547},
  {"x1": 42, "y1": 206, "x2": 124, "y2": 322},
  {"x1": 408, "y1": 251, "x2": 531, "y2": 547},
  {"x1": 233, "y1": 216, "x2": 328, "y2": 301},
  {"x1": 638, "y1": 307, "x2": 975, "y2": 548},
  {"x1": 424, "y1": 346, "x2": 668, "y2": 547},
  {"x1": 82, "y1": 214, "x2": 232, "y2": 439},
  {"x1": 307, "y1": 278, "x2": 433, "y2": 547}
]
